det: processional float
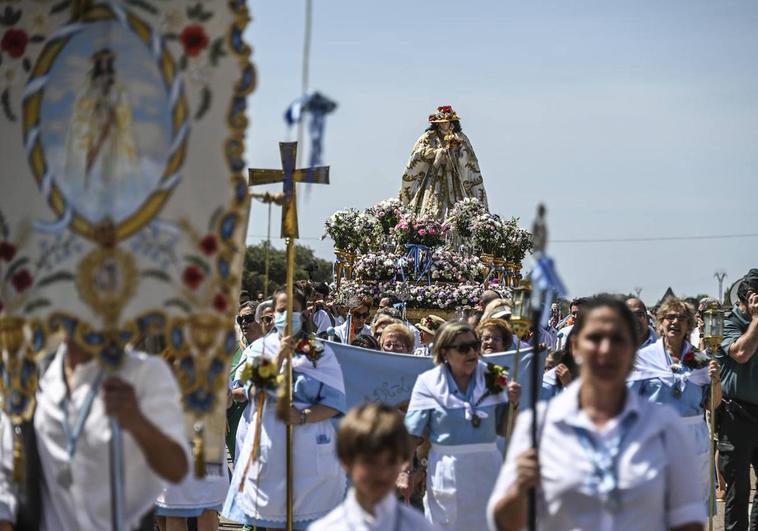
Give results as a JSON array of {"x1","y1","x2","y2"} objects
[{"x1": 0, "y1": 0, "x2": 253, "y2": 528}]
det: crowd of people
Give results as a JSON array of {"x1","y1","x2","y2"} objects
[{"x1": 0, "y1": 268, "x2": 756, "y2": 531}]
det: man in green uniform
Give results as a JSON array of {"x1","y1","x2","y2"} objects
[{"x1": 716, "y1": 269, "x2": 758, "y2": 530}]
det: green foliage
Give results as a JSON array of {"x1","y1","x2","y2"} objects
[{"x1": 242, "y1": 243, "x2": 333, "y2": 297}]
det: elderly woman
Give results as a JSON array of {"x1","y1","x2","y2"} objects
[
  {"x1": 223, "y1": 287, "x2": 347, "y2": 529},
  {"x1": 488, "y1": 295, "x2": 706, "y2": 531},
  {"x1": 372, "y1": 314, "x2": 399, "y2": 341},
  {"x1": 477, "y1": 318, "x2": 514, "y2": 355},
  {"x1": 255, "y1": 299, "x2": 274, "y2": 336},
  {"x1": 380, "y1": 323, "x2": 415, "y2": 354},
  {"x1": 403, "y1": 321, "x2": 521, "y2": 530},
  {"x1": 628, "y1": 297, "x2": 721, "y2": 512}
]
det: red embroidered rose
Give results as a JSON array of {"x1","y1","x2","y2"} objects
[
  {"x1": 212, "y1": 292, "x2": 228, "y2": 313},
  {"x1": 180, "y1": 25, "x2": 209, "y2": 57},
  {"x1": 1, "y1": 29, "x2": 29, "y2": 59},
  {"x1": 11, "y1": 269, "x2": 32, "y2": 292},
  {"x1": 0, "y1": 241, "x2": 15, "y2": 261},
  {"x1": 199, "y1": 235, "x2": 218, "y2": 256},
  {"x1": 182, "y1": 265, "x2": 204, "y2": 289},
  {"x1": 683, "y1": 351, "x2": 695, "y2": 363}
]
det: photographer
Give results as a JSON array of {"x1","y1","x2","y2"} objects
[{"x1": 715, "y1": 268, "x2": 758, "y2": 530}]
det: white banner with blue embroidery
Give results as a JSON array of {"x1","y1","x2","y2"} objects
[{"x1": 0, "y1": 0, "x2": 255, "y2": 472}]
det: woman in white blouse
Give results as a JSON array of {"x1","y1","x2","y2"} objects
[{"x1": 487, "y1": 295, "x2": 705, "y2": 531}]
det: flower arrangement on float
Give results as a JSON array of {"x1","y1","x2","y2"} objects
[
  {"x1": 322, "y1": 197, "x2": 533, "y2": 314},
  {"x1": 391, "y1": 215, "x2": 448, "y2": 248}
]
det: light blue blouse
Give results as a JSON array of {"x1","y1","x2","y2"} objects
[
  {"x1": 628, "y1": 376, "x2": 708, "y2": 418},
  {"x1": 404, "y1": 367, "x2": 508, "y2": 445}
]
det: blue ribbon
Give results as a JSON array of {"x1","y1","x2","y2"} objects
[
  {"x1": 284, "y1": 91, "x2": 338, "y2": 173},
  {"x1": 404, "y1": 244, "x2": 433, "y2": 284}
]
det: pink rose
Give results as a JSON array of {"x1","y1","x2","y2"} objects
[{"x1": 419, "y1": 229, "x2": 427, "y2": 236}]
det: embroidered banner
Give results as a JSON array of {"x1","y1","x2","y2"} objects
[{"x1": 0, "y1": 0, "x2": 255, "y2": 472}]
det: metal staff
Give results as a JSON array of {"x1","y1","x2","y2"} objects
[
  {"x1": 703, "y1": 304, "x2": 724, "y2": 531},
  {"x1": 505, "y1": 281, "x2": 533, "y2": 445}
]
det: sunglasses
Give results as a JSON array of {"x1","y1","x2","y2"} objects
[
  {"x1": 236, "y1": 314, "x2": 254, "y2": 325},
  {"x1": 261, "y1": 315, "x2": 273, "y2": 324},
  {"x1": 352, "y1": 311, "x2": 370, "y2": 319},
  {"x1": 447, "y1": 340, "x2": 480, "y2": 354}
]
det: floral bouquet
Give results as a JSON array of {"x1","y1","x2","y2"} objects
[
  {"x1": 484, "y1": 363, "x2": 509, "y2": 395},
  {"x1": 446, "y1": 198, "x2": 486, "y2": 238},
  {"x1": 296, "y1": 336, "x2": 324, "y2": 368},
  {"x1": 239, "y1": 356, "x2": 280, "y2": 391},
  {"x1": 353, "y1": 251, "x2": 401, "y2": 281},
  {"x1": 430, "y1": 248, "x2": 484, "y2": 283},
  {"x1": 471, "y1": 213, "x2": 505, "y2": 255},
  {"x1": 499, "y1": 219, "x2": 534, "y2": 263},
  {"x1": 323, "y1": 208, "x2": 361, "y2": 252},
  {"x1": 353, "y1": 211, "x2": 386, "y2": 254},
  {"x1": 392, "y1": 215, "x2": 447, "y2": 248},
  {"x1": 369, "y1": 198, "x2": 408, "y2": 234}
]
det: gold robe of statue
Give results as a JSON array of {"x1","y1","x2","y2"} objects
[{"x1": 399, "y1": 126, "x2": 488, "y2": 221}]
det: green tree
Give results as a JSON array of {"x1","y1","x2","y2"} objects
[{"x1": 241, "y1": 243, "x2": 333, "y2": 297}]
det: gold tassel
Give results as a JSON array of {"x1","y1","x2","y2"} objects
[
  {"x1": 12, "y1": 426, "x2": 23, "y2": 483},
  {"x1": 192, "y1": 423, "x2": 205, "y2": 478},
  {"x1": 275, "y1": 370, "x2": 291, "y2": 422}
]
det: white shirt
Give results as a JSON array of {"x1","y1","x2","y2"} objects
[
  {"x1": 308, "y1": 488, "x2": 435, "y2": 531},
  {"x1": 35, "y1": 345, "x2": 189, "y2": 530},
  {"x1": 0, "y1": 412, "x2": 15, "y2": 524},
  {"x1": 555, "y1": 324, "x2": 574, "y2": 352},
  {"x1": 313, "y1": 308, "x2": 334, "y2": 335},
  {"x1": 334, "y1": 322, "x2": 371, "y2": 343},
  {"x1": 487, "y1": 380, "x2": 705, "y2": 531}
]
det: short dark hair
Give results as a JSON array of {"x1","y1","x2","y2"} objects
[
  {"x1": 337, "y1": 403, "x2": 414, "y2": 465},
  {"x1": 273, "y1": 286, "x2": 307, "y2": 310},
  {"x1": 570, "y1": 297, "x2": 587, "y2": 309},
  {"x1": 737, "y1": 269, "x2": 758, "y2": 304},
  {"x1": 572, "y1": 294, "x2": 638, "y2": 347}
]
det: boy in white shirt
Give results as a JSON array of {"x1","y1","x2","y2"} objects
[{"x1": 309, "y1": 403, "x2": 436, "y2": 531}]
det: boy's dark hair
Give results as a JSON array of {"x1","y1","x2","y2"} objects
[{"x1": 337, "y1": 403, "x2": 414, "y2": 464}]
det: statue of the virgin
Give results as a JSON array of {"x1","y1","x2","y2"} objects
[{"x1": 399, "y1": 105, "x2": 488, "y2": 220}]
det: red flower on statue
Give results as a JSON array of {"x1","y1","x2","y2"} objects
[
  {"x1": 212, "y1": 293, "x2": 228, "y2": 313},
  {"x1": 180, "y1": 25, "x2": 209, "y2": 57},
  {"x1": 199, "y1": 235, "x2": 218, "y2": 256},
  {"x1": 1, "y1": 29, "x2": 29, "y2": 59},
  {"x1": 11, "y1": 269, "x2": 32, "y2": 292},
  {"x1": 182, "y1": 266, "x2": 204, "y2": 289},
  {"x1": 0, "y1": 241, "x2": 15, "y2": 261}
]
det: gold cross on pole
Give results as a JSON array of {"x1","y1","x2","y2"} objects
[
  {"x1": 247, "y1": 141, "x2": 329, "y2": 531},
  {"x1": 248, "y1": 142, "x2": 329, "y2": 238}
]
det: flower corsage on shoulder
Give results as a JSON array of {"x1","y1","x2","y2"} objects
[
  {"x1": 681, "y1": 348, "x2": 709, "y2": 370},
  {"x1": 296, "y1": 335, "x2": 325, "y2": 367},
  {"x1": 484, "y1": 363, "x2": 510, "y2": 395},
  {"x1": 240, "y1": 356, "x2": 280, "y2": 391}
]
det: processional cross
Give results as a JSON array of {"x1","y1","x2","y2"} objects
[{"x1": 247, "y1": 141, "x2": 329, "y2": 531}]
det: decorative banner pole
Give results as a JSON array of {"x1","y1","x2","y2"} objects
[
  {"x1": 250, "y1": 192, "x2": 285, "y2": 297},
  {"x1": 505, "y1": 280, "x2": 532, "y2": 445},
  {"x1": 703, "y1": 303, "x2": 724, "y2": 531},
  {"x1": 527, "y1": 204, "x2": 567, "y2": 531},
  {"x1": 249, "y1": 142, "x2": 329, "y2": 530}
]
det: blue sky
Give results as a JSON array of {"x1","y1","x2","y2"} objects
[{"x1": 243, "y1": 1, "x2": 757, "y2": 304}]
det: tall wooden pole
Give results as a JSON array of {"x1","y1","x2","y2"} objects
[{"x1": 285, "y1": 236, "x2": 296, "y2": 531}]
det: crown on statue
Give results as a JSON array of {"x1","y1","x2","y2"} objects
[{"x1": 428, "y1": 105, "x2": 460, "y2": 123}]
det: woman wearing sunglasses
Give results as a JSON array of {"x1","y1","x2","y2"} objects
[
  {"x1": 223, "y1": 286, "x2": 347, "y2": 529},
  {"x1": 403, "y1": 321, "x2": 521, "y2": 531},
  {"x1": 334, "y1": 298, "x2": 373, "y2": 344},
  {"x1": 488, "y1": 295, "x2": 705, "y2": 531},
  {"x1": 627, "y1": 297, "x2": 720, "y2": 513}
]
